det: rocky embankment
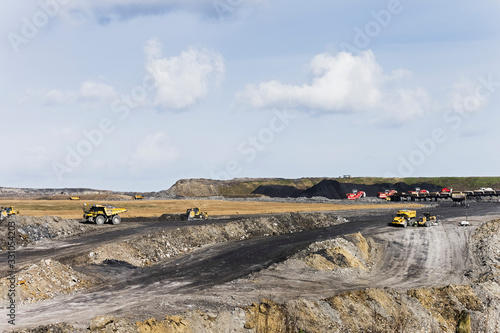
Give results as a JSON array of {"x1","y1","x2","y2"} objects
[
  {"x1": 87, "y1": 212, "x2": 347, "y2": 267},
  {"x1": 7, "y1": 218, "x2": 500, "y2": 332},
  {"x1": 0, "y1": 215, "x2": 98, "y2": 249}
]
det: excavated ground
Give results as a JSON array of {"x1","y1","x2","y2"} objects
[{"x1": 1, "y1": 201, "x2": 500, "y2": 332}]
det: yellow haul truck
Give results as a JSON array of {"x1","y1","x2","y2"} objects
[
  {"x1": 83, "y1": 204, "x2": 127, "y2": 225},
  {"x1": 392, "y1": 210, "x2": 417, "y2": 227}
]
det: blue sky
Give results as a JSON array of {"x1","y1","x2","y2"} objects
[{"x1": 1, "y1": 0, "x2": 499, "y2": 191}]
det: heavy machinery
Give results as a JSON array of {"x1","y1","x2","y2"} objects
[
  {"x1": 452, "y1": 192, "x2": 467, "y2": 206},
  {"x1": 416, "y1": 212, "x2": 438, "y2": 227},
  {"x1": 378, "y1": 190, "x2": 397, "y2": 200},
  {"x1": 346, "y1": 190, "x2": 366, "y2": 200},
  {"x1": 186, "y1": 207, "x2": 208, "y2": 220},
  {"x1": 0, "y1": 206, "x2": 19, "y2": 220},
  {"x1": 392, "y1": 209, "x2": 417, "y2": 227},
  {"x1": 441, "y1": 187, "x2": 452, "y2": 194},
  {"x1": 83, "y1": 203, "x2": 127, "y2": 225}
]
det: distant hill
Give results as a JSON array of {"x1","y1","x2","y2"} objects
[
  {"x1": 0, "y1": 187, "x2": 138, "y2": 200},
  {"x1": 3, "y1": 176, "x2": 500, "y2": 200},
  {"x1": 159, "y1": 176, "x2": 500, "y2": 199}
]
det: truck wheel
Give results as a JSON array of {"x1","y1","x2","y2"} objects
[
  {"x1": 95, "y1": 215, "x2": 105, "y2": 225},
  {"x1": 403, "y1": 220, "x2": 407, "y2": 228},
  {"x1": 111, "y1": 215, "x2": 121, "y2": 225},
  {"x1": 425, "y1": 221, "x2": 430, "y2": 227}
]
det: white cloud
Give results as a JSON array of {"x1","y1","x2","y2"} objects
[
  {"x1": 57, "y1": 0, "x2": 259, "y2": 23},
  {"x1": 126, "y1": 132, "x2": 178, "y2": 171},
  {"x1": 40, "y1": 80, "x2": 117, "y2": 105},
  {"x1": 236, "y1": 50, "x2": 432, "y2": 123},
  {"x1": 79, "y1": 80, "x2": 117, "y2": 101},
  {"x1": 447, "y1": 78, "x2": 490, "y2": 115},
  {"x1": 144, "y1": 38, "x2": 224, "y2": 110}
]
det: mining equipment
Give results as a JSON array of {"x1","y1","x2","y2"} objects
[{"x1": 83, "y1": 203, "x2": 127, "y2": 225}]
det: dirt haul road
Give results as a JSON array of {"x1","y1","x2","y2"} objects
[{"x1": 1, "y1": 202, "x2": 500, "y2": 331}]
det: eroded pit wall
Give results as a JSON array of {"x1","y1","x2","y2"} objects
[{"x1": 87, "y1": 212, "x2": 348, "y2": 266}]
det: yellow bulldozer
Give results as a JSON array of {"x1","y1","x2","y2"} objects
[
  {"x1": 416, "y1": 212, "x2": 438, "y2": 227},
  {"x1": 83, "y1": 203, "x2": 127, "y2": 225},
  {"x1": 186, "y1": 207, "x2": 208, "y2": 221},
  {"x1": 0, "y1": 206, "x2": 19, "y2": 220}
]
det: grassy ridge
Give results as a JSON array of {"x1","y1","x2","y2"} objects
[
  {"x1": 336, "y1": 177, "x2": 500, "y2": 191},
  {"x1": 217, "y1": 178, "x2": 322, "y2": 197},
  {"x1": 213, "y1": 177, "x2": 500, "y2": 197}
]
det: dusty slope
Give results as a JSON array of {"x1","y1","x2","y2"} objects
[
  {"x1": 5, "y1": 212, "x2": 500, "y2": 332},
  {"x1": 0, "y1": 215, "x2": 98, "y2": 249},
  {"x1": 0, "y1": 259, "x2": 95, "y2": 304},
  {"x1": 87, "y1": 212, "x2": 348, "y2": 267}
]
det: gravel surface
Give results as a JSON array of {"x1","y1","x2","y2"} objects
[{"x1": 1, "y1": 201, "x2": 499, "y2": 332}]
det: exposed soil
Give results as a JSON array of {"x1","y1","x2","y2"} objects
[{"x1": 1, "y1": 201, "x2": 500, "y2": 332}]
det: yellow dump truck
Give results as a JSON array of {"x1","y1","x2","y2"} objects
[
  {"x1": 186, "y1": 207, "x2": 208, "y2": 221},
  {"x1": 0, "y1": 206, "x2": 19, "y2": 220},
  {"x1": 83, "y1": 204, "x2": 127, "y2": 225},
  {"x1": 392, "y1": 210, "x2": 417, "y2": 227}
]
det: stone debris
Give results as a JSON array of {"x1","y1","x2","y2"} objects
[
  {"x1": 0, "y1": 215, "x2": 98, "y2": 249},
  {"x1": 88, "y1": 212, "x2": 347, "y2": 267},
  {"x1": 0, "y1": 259, "x2": 95, "y2": 304},
  {"x1": 6, "y1": 217, "x2": 500, "y2": 333}
]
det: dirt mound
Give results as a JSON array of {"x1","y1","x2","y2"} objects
[
  {"x1": 0, "y1": 215, "x2": 97, "y2": 249},
  {"x1": 300, "y1": 179, "x2": 345, "y2": 199},
  {"x1": 87, "y1": 212, "x2": 347, "y2": 267},
  {"x1": 294, "y1": 232, "x2": 372, "y2": 271},
  {"x1": 469, "y1": 219, "x2": 500, "y2": 283},
  {"x1": 158, "y1": 178, "x2": 224, "y2": 198},
  {"x1": 136, "y1": 309, "x2": 247, "y2": 333},
  {"x1": 251, "y1": 185, "x2": 303, "y2": 198},
  {"x1": 297, "y1": 179, "x2": 444, "y2": 199},
  {"x1": 0, "y1": 259, "x2": 96, "y2": 304},
  {"x1": 240, "y1": 285, "x2": 487, "y2": 333}
]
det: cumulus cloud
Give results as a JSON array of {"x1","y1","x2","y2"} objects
[
  {"x1": 144, "y1": 38, "x2": 224, "y2": 110},
  {"x1": 41, "y1": 80, "x2": 117, "y2": 105},
  {"x1": 236, "y1": 50, "x2": 432, "y2": 123}
]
